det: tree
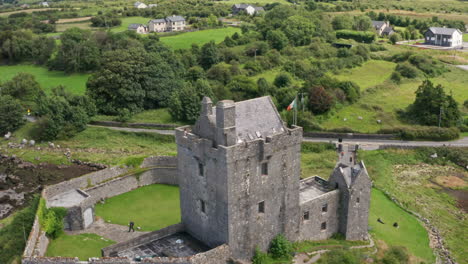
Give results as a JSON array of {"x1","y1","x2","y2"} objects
[
  {"x1": 332, "y1": 15, "x2": 354, "y2": 30},
  {"x1": 200, "y1": 41, "x2": 220, "y2": 70},
  {"x1": 0, "y1": 73, "x2": 44, "y2": 111},
  {"x1": 281, "y1": 15, "x2": 316, "y2": 46},
  {"x1": 257, "y1": 78, "x2": 271, "y2": 95},
  {"x1": 389, "y1": 33, "x2": 401, "y2": 44},
  {"x1": 353, "y1": 16, "x2": 372, "y2": 31},
  {"x1": 406, "y1": 80, "x2": 461, "y2": 127},
  {"x1": 169, "y1": 80, "x2": 214, "y2": 122},
  {"x1": 266, "y1": 30, "x2": 289, "y2": 50},
  {"x1": 269, "y1": 234, "x2": 293, "y2": 259},
  {"x1": 308, "y1": 86, "x2": 334, "y2": 114},
  {"x1": 0, "y1": 95, "x2": 25, "y2": 135},
  {"x1": 273, "y1": 72, "x2": 292, "y2": 88},
  {"x1": 252, "y1": 247, "x2": 268, "y2": 264},
  {"x1": 226, "y1": 76, "x2": 258, "y2": 101},
  {"x1": 337, "y1": 81, "x2": 360, "y2": 103}
]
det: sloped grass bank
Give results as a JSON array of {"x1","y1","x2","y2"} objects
[
  {"x1": 160, "y1": 27, "x2": 241, "y2": 50},
  {"x1": 95, "y1": 184, "x2": 180, "y2": 231}
]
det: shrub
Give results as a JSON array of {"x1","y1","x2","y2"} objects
[
  {"x1": 391, "y1": 71, "x2": 402, "y2": 83},
  {"x1": 37, "y1": 197, "x2": 67, "y2": 239},
  {"x1": 274, "y1": 72, "x2": 292, "y2": 88},
  {"x1": 378, "y1": 127, "x2": 459, "y2": 141},
  {"x1": 308, "y1": 86, "x2": 334, "y2": 114},
  {"x1": 269, "y1": 234, "x2": 293, "y2": 259},
  {"x1": 252, "y1": 247, "x2": 268, "y2": 264},
  {"x1": 381, "y1": 246, "x2": 409, "y2": 264},
  {"x1": 335, "y1": 30, "x2": 375, "y2": 43},
  {"x1": 396, "y1": 62, "x2": 419, "y2": 78},
  {"x1": 115, "y1": 108, "x2": 132, "y2": 123},
  {"x1": 0, "y1": 95, "x2": 25, "y2": 135},
  {"x1": 389, "y1": 33, "x2": 401, "y2": 44},
  {"x1": 317, "y1": 249, "x2": 361, "y2": 264}
]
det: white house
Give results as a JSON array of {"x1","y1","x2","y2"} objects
[
  {"x1": 40, "y1": 1, "x2": 49, "y2": 7},
  {"x1": 148, "y1": 15, "x2": 186, "y2": 32},
  {"x1": 134, "y1": 1, "x2": 148, "y2": 9},
  {"x1": 371, "y1": 21, "x2": 395, "y2": 36},
  {"x1": 231, "y1": 4, "x2": 264, "y2": 16},
  {"x1": 128, "y1": 23, "x2": 148, "y2": 34},
  {"x1": 424, "y1": 27, "x2": 463, "y2": 47}
]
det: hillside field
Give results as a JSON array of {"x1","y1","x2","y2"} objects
[
  {"x1": 160, "y1": 27, "x2": 241, "y2": 50},
  {"x1": 0, "y1": 65, "x2": 89, "y2": 95}
]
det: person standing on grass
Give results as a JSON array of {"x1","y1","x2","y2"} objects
[{"x1": 129, "y1": 221, "x2": 135, "y2": 232}]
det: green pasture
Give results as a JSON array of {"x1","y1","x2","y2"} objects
[
  {"x1": 95, "y1": 184, "x2": 181, "y2": 231},
  {"x1": 332, "y1": 60, "x2": 396, "y2": 91},
  {"x1": 218, "y1": 0, "x2": 290, "y2": 5},
  {"x1": 93, "y1": 108, "x2": 187, "y2": 125},
  {"x1": 250, "y1": 67, "x2": 304, "y2": 87},
  {"x1": 160, "y1": 27, "x2": 241, "y2": 49},
  {"x1": 0, "y1": 65, "x2": 89, "y2": 95},
  {"x1": 3, "y1": 125, "x2": 177, "y2": 165},
  {"x1": 463, "y1": 34, "x2": 468, "y2": 42},
  {"x1": 320, "y1": 65, "x2": 468, "y2": 133},
  {"x1": 46, "y1": 233, "x2": 115, "y2": 260}
]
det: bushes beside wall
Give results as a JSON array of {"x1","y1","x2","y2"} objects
[
  {"x1": 335, "y1": 30, "x2": 376, "y2": 43},
  {"x1": 378, "y1": 126, "x2": 459, "y2": 141},
  {"x1": 37, "y1": 198, "x2": 67, "y2": 239}
]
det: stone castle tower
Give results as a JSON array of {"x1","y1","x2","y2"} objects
[{"x1": 175, "y1": 96, "x2": 371, "y2": 260}]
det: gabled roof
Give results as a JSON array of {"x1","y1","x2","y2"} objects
[
  {"x1": 149, "y1": 18, "x2": 166, "y2": 23},
  {"x1": 382, "y1": 26, "x2": 394, "y2": 34},
  {"x1": 166, "y1": 15, "x2": 185, "y2": 22},
  {"x1": 128, "y1": 23, "x2": 145, "y2": 29},
  {"x1": 254, "y1": 7, "x2": 264, "y2": 12},
  {"x1": 372, "y1": 20, "x2": 386, "y2": 28},
  {"x1": 427, "y1": 27, "x2": 462, "y2": 36},
  {"x1": 233, "y1": 3, "x2": 250, "y2": 9}
]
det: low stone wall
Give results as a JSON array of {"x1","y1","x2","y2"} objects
[
  {"x1": 23, "y1": 216, "x2": 41, "y2": 257},
  {"x1": 102, "y1": 223, "x2": 185, "y2": 257},
  {"x1": 141, "y1": 156, "x2": 177, "y2": 168},
  {"x1": 90, "y1": 121, "x2": 178, "y2": 129},
  {"x1": 43, "y1": 167, "x2": 129, "y2": 201},
  {"x1": 303, "y1": 131, "x2": 396, "y2": 140}
]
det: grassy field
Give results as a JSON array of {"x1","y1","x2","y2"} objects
[
  {"x1": 0, "y1": 65, "x2": 89, "y2": 95},
  {"x1": 332, "y1": 60, "x2": 396, "y2": 91},
  {"x1": 369, "y1": 189, "x2": 434, "y2": 263},
  {"x1": 95, "y1": 184, "x2": 181, "y2": 231},
  {"x1": 160, "y1": 27, "x2": 241, "y2": 50},
  {"x1": 46, "y1": 233, "x2": 115, "y2": 260},
  {"x1": 93, "y1": 108, "x2": 187, "y2": 125},
  {"x1": 219, "y1": 0, "x2": 290, "y2": 4},
  {"x1": 110, "y1": 16, "x2": 150, "y2": 33},
  {"x1": 320, "y1": 64, "x2": 468, "y2": 133},
  {"x1": 2, "y1": 124, "x2": 177, "y2": 165},
  {"x1": 464, "y1": 34, "x2": 468, "y2": 42}
]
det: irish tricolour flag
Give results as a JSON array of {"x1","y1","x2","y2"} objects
[{"x1": 286, "y1": 98, "x2": 296, "y2": 111}]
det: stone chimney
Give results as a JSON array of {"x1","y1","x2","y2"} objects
[{"x1": 215, "y1": 100, "x2": 236, "y2": 147}]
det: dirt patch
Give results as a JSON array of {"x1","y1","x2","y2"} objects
[
  {"x1": 433, "y1": 175, "x2": 467, "y2": 189},
  {"x1": 42, "y1": 16, "x2": 92, "y2": 24},
  {"x1": 375, "y1": 240, "x2": 388, "y2": 259}
]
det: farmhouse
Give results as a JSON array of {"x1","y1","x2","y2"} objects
[
  {"x1": 424, "y1": 27, "x2": 463, "y2": 47},
  {"x1": 148, "y1": 15, "x2": 186, "y2": 32},
  {"x1": 40, "y1": 1, "x2": 49, "y2": 7},
  {"x1": 133, "y1": 1, "x2": 147, "y2": 9},
  {"x1": 372, "y1": 21, "x2": 394, "y2": 36},
  {"x1": 22, "y1": 96, "x2": 371, "y2": 263},
  {"x1": 128, "y1": 23, "x2": 148, "y2": 34},
  {"x1": 232, "y1": 4, "x2": 264, "y2": 16}
]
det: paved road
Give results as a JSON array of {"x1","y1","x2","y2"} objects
[{"x1": 91, "y1": 125, "x2": 468, "y2": 149}]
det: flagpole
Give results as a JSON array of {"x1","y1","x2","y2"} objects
[{"x1": 294, "y1": 94, "x2": 298, "y2": 126}]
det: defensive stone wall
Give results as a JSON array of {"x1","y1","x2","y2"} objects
[
  {"x1": 303, "y1": 131, "x2": 396, "y2": 140},
  {"x1": 102, "y1": 223, "x2": 185, "y2": 257}
]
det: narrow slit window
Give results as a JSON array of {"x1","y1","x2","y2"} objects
[
  {"x1": 322, "y1": 204, "x2": 328, "y2": 213},
  {"x1": 200, "y1": 200, "x2": 206, "y2": 213},
  {"x1": 335, "y1": 183, "x2": 339, "y2": 189},
  {"x1": 303, "y1": 211, "x2": 309, "y2": 221},
  {"x1": 356, "y1": 197, "x2": 360, "y2": 203},
  {"x1": 261, "y1": 163, "x2": 268, "y2": 176},
  {"x1": 198, "y1": 163, "x2": 204, "y2": 177},
  {"x1": 258, "y1": 201, "x2": 265, "y2": 213},
  {"x1": 321, "y1": 222, "x2": 327, "y2": 230}
]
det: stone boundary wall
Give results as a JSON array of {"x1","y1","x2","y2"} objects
[
  {"x1": 23, "y1": 216, "x2": 41, "y2": 257},
  {"x1": 102, "y1": 223, "x2": 185, "y2": 257},
  {"x1": 141, "y1": 156, "x2": 177, "y2": 168},
  {"x1": 303, "y1": 132, "x2": 396, "y2": 140},
  {"x1": 43, "y1": 167, "x2": 129, "y2": 201},
  {"x1": 90, "y1": 121, "x2": 178, "y2": 129}
]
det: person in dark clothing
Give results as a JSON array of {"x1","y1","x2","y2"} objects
[
  {"x1": 377, "y1": 218, "x2": 385, "y2": 224},
  {"x1": 129, "y1": 221, "x2": 135, "y2": 232},
  {"x1": 393, "y1": 222, "x2": 399, "y2": 228}
]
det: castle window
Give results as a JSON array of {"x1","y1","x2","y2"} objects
[
  {"x1": 356, "y1": 197, "x2": 360, "y2": 203},
  {"x1": 200, "y1": 200, "x2": 206, "y2": 213},
  {"x1": 261, "y1": 163, "x2": 268, "y2": 176},
  {"x1": 322, "y1": 204, "x2": 328, "y2": 213},
  {"x1": 349, "y1": 157, "x2": 353, "y2": 163},
  {"x1": 198, "y1": 163, "x2": 204, "y2": 177},
  {"x1": 303, "y1": 211, "x2": 309, "y2": 221},
  {"x1": 335, "y1": 183, "x2": 339, "y2": 189},
  {"x1": 258, "y1": 201, "x2": 265, "y2": 213},
  {"x1": 321, "y1": 222, "x2": 327, "y2": 230}
]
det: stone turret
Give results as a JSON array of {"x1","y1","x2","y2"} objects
[{"x1": 215, "y1": 100, "x2": 236, "y2": 147}]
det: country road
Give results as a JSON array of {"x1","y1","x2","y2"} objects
[{"x1": 90, "y1": 125, "x2": 468, "y2": 149}]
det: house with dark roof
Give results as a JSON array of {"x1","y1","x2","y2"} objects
[
  {"x1": 232, "y1": 3, "x2": 264, "y2": 16},
  {"x1": 128, "y1": 23, "x2": 148, "y2": 34},
  {"x1": 148, "y1": 15, "x2": 186, "y2": 32},
  {"x1": 424, "y1": 27, "x2": 463, "y2": 47},
  {"x1": 372, "y1": 21, "x2": 394, "y2": 36}
]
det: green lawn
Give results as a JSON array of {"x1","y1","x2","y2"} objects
[
  {"x1": 219, "y1": 0, "x2": 290, "y2": 4},
  {"x1": 332, "y1": 60, "x2": 396, "y2": 91},
  {"x1": 2, "y1": 125, "x2": 177, "y2": 165},
  {"x1": 95, "y1": 184, "x2": 180, "y2": 231},
  {"x1": 93, "y1": 108, "x2": 187, "y2": 125},
  {"x1": 0, "y1": 65, "x2": 89, "y2": 95},
  {"x1": 110, "y1": 16, "x2": 150, "y2": 33},
  {"x1": 250, "y1": 68, "x2": 304, "y2": 87},
  {"x1": 46, "y1": 233, "x2": 115, "y2": 260},
  {"x1": 320, "y1": 66, "x2": 468, "y2": 133},
  {"x1": 464, "y1": 34, "x2": 468, "y2": 42},
  {"x1": 369, "y1": 189, "x2": 434, "y2": 263},
  {"x1": 160, "y1": 27, "x2": 241, "y2": 50}
]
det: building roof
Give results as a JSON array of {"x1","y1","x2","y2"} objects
[
  {"x1": 427, "y1": 27, "x2": 462, "y2": 36},
  {"x1": 166, "y1": 15, "x2": 185, "y2": 22},
  {"x1": 372, "y1": 20, "x2": 386, "y2": 29},
  {"x1": 232, "y1": 96, "x2": 286, "y2": 141},
  {"x1": 149, "y1": 18, "x2": 166, "y2": 23},
  {"x1": 233, "y1": 3, "x2": 251, "y2": 9},
  {"x1": 382, "y1": 26, "x2": 394, "y2": 34},
  {"x1": 254, "y1": 6, "x2": 265, "y2": 12},
  {"x1": 128, "y1": 23, "x2": 144, "y2": 29}
]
